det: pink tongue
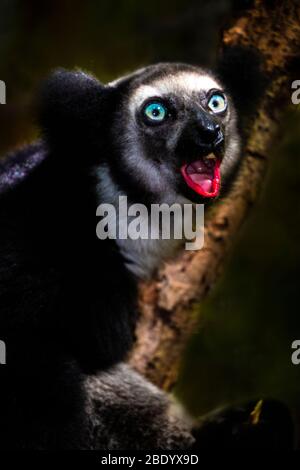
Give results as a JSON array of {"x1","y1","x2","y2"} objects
[
  {"x1": 189, "y1": 173, "x2": 213, "y2": 193},
  {"x1": 186, "y1": 159, "x2": 215, "y2": 193}
]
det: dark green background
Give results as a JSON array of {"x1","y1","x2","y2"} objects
[{"x1": 0, "y1": 0, "x2": 299, "y2": 435}]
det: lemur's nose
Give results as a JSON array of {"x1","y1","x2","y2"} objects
[{"x1": 197, "y1": 112, "x2": 222, "y2": 147}]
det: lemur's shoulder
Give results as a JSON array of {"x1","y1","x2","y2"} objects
[{"x1": 0, "y1": 141, "x2": 47, "y2": 196}]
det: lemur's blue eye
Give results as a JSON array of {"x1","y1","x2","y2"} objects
[
  {"x1": 207, "y1": 93, "x2": 227, "y2": 113},
  {"x1": 144, "y1": 102, "x2": 167, "y2": 122}
]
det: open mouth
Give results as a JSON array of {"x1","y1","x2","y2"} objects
[{"x1": 181, "y1": 153, "x2": 221, "y2": 198}]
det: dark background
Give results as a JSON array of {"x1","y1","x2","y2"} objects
[{"x1": 0, "y1": 0, "x2": 299, "y2": 431}]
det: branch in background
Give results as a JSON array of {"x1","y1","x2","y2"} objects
[{"x1": 130, "y1": 0, "x2": 300, "y2": 391}]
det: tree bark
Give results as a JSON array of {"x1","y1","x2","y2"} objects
[{"x1": 129, "y1": 0, "x2": 300, "y2": 391}]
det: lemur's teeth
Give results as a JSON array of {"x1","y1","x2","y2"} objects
[{"x1": 204, "y1": 153, "x2": 217, "y2": 161}]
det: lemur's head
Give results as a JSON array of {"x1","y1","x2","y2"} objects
[
  {"x1": 108, "y1": 63, "x2": 240, "y2": 204},
  {"x1": 40, "y1": 63, "x2": 240, "y2": 204}
]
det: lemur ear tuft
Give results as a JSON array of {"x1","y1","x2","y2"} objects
[
  {"x1": 216, "y1": 45, "x2": 268, "y2": 124},
  {"x1": 37, "y1": 69, "x2": 113, "y2": 147}
]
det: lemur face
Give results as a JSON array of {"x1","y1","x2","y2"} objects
[{"x1": 109, "y1": 63, "x2": 240, "y2": 204}]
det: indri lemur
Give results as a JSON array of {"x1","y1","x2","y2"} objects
[{"x1": 0, "y1": 63, "x2": 285, "y2": 450}]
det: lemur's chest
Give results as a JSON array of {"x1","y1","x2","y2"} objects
[
  {"x1": 111, "y1": 204, "x2": 185, "y2": 278},
  {"x1": 117, "y1": 230, "x2": 183, "y2": 279},
  {"x1": 96, "y1": 166, "x2": 187, "y2": 279}
]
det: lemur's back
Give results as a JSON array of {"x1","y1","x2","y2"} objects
[{"x1": 0, "y1": 141, "x2": 137, "y2": 449}]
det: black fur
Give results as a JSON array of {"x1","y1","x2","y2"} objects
[
  {"x1": 0, "y1": 71, "x2": 139, "y2": 448},
  {"x1": 216, "y1": 45, "x2": 268, "y2": 127}
]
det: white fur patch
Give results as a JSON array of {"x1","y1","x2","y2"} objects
[
  {"x1": 129, "y1": 71, "x2": 221, "y2": 112},
  {"x1": 152, "y1": 71, "x2": 221, "y2": 95},
  {"x1": 129, "y1": 85, "x2": 161, "y2": 114},
  {"x1": 116, "y1": 215, "x2": 184, "y2": 280},
  {"x1": 95, "y1": 165, "x2": 188, "y2": 280}
]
